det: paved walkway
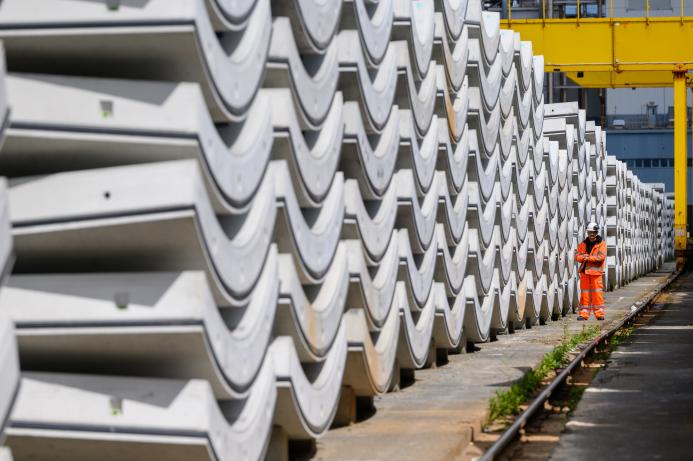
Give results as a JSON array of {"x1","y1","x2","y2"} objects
[
  {"x1": 312, "y1": 263, "x2": 676, "y2": 461},
  {"x1": 550, "y1": 269, "x2": 693, "y2": 461}
]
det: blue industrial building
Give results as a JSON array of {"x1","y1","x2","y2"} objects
[{"x1": 605, "y1": 129, "x2": 693, "y2": 203}]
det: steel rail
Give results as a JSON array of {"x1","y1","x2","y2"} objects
[{"x1": 479, "y1": 268, "x2": 682, "y2": 461}]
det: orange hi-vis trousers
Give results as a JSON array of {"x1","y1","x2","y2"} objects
[{"x1": 579, "y1": 273, "x2": 605, "y2": 319}]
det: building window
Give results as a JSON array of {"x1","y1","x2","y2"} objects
[
  {"x1": 636, "y1": 159, "x2": 644, "y2": 168},
  {"x1": 667, "y1": 158, "x2": 674, "y2": 167},
  {"x1": 627, "y1": 0, "x2": 672, "y2": 10}
]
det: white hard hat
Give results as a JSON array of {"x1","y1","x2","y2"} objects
[{"x1": 586, "y1": 222, "x2": 599, "y2": 233}]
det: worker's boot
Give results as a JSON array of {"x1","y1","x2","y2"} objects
[
  {"x1": 594, "y1": 307, "x2": 605, "y2": 321},
  {"x1": 577, "y1": 308, "x2": 590, "y2": 321}
]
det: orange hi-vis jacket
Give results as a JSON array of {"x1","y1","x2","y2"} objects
[{"x1": 576, "y1": 238, "x2": 606, "y2": 275}]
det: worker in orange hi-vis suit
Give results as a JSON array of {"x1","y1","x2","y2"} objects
[{"x1": 575, "y1": 222, "x2": 607, "y2": 321}]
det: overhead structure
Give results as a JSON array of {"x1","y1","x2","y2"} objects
[
  {"x1": 0, "y1": 0, "x2": 674, "y2": 459},
  {"x1": 501, "y1": 4, "x2": 693, "y2": 269}
]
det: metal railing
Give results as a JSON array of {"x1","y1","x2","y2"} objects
[{"x1": 506, "y1": 0, "x2": 689, "y2": 22}]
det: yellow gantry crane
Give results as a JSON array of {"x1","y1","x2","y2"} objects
[{"x1": 501, "y1": 0, "x2": 693, "y2": 269}]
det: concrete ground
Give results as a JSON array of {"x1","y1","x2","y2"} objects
[
  {"x1": 550, "y1": 268, "x2": 692, "y2": 461},
  {"x1": 311, "y1": 263, "x2": 676, "y2": 461}
]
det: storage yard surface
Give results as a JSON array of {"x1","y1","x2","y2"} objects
[
  {"x1": 550, "y1": 270, "x2": 693, "y2": 461},
  {"x1": 314, "y1": 264, "x2": 675, "y2": 461}
]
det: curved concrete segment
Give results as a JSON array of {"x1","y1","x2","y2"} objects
[
  {"x1": 433, "y1": 15, "x2": 469, "y2": 93},
  {"x1": 393, "y1": 42, "x2": 437, "y2": 136},
  {"x1": 7, "y1": 364, "x2": 277, "y2": 461},
  {"x1": 0, "y1": 43, "x2": 18, "y2": 449},
  {"x1": 3, "y1": 74, "x2": 274, "y2": 210},
  {"x1": 0, "y1": 305, "x2": 19, "y2": 440},
  {"x1": 0, "y1": 0, "x2": 272, "y2": 122},
  {"x1": 398, "y1": 111, "x2": 439, "y2": 194},
  {"x1": 341, "y1": 0, "x2": 394, "y2": 65},
  {"x1": 3, "y1": 76, "x2": 345, "y2": 207},
  {"x1": 266, "y1": 17, "x2": 340, "y2": 127},
  {"x1": 395, "y1": 282, "x2": 436, "y2": 370},
  {"x1": 338, "y1": 32, "x2": 399, "y2": 132},
  {"x1": 436, "y1": 0, "x2": 468, "y2": 41},
  {"x1": 397, "y1": 229, "x2": 436, "y2": 308},
  {"x1": 437, "y1": 123, "x2": 470, "y2": 194},
  {"x1": 343, "y1": 178, "x2": 398, "y2": 261},
  {"x1": 270, "y1": 327, "x2": 347, "y2": 440},
  {"x1": 462, "y1": 275, "x2": 496, "y2": 343},
  {"x1": 343, "y1": 304, "x2": 400, "y2": 396},
  {"x1": 266, "y1": 90, "x2": 345, "y2": 205},
  {"x1": 432, "y1": 282, "x2": 467, "y2": 350},
  {"x1": 393, "y1": 0, "x2": 435, "y2": 79},
  {"x1": 9, "y1": 160, "x2": 279, "y2": 302},
  {"x1": 2, "y1": 263, "x2": 279, "y2": 399},
  {"x1": 0, "y1": 46, "x2": 7, "y2": 148},
  {"x1": 272, "y1": 0, "x2": 342, "y2": 53},
  {"x1": 275, "y1": 244, "x2": 348, "y2": 362},
  {"x1": 344, "y1": 236, "x2": 398, "y2": 330}
]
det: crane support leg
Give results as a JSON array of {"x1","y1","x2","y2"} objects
[{"x1": 674, "y1": 71, "x2": 688, "y2": 269}]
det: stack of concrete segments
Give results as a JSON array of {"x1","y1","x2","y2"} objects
[
  {"x1": 613, "y1": 157, "x2": 630, "y2": 288},
  {"x1": 622, "y1": 176, "x2": 639, "y2": 282},
  {"x1": 542, "y1": 102, "x2": 583, "y2": 319},
  {"x1": 663, "y1": 192, "x2": 675, "y2": 261},
  {"x1": 0, "y1": 0, "x2": 342, "y2": 458},
  {"x1": 651, "y1": 184, "x2": 665, "y2": 267},
  {"x1": 603, "y1": 161, "x2": 673, "y2": 291},
  {"x1": 605, "y1": 155, "x2": 622, "y2": 290},
  {"x1": 0, "y1": 42, "x2": 17, "y2": 461},
  {"x1": 639, "y1": 182, "x2": 654, "y2": 276},
  {"x1": 632, "y1": 181, "x2": 662, "y2": 278},
  {"x1": 465, "y1": 1, "x2": 506, "y2": 341},
  {"x1": 0, "y1": 0, "x2": 675, "y2": 459},
  {"x1": 586, "y1": 120, "x2": 609, "y2": 289},
  {"x1": 623, "y1": 170, "x2": 636, "y2": 282},
  {"x1": 505, "y1": 33, "x2": 536, "y2": 330},
  {"x1": 651, "y1": 186, "x2": 672, "y2": 271}
]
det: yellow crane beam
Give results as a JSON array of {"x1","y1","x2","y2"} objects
[
  {"x1": 501, "y1": 15, "x2": 693, "y2": 268},
  {"x1": 565, "y1": 70, "x2": 693, "y2": 89},
  {"x1": 501, "y1": 16, "x2": 693, "y2": 73}
]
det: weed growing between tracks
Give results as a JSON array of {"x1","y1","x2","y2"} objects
[
  {"x1": 487, "y1": 325, "x2": 600, "y2": 425},
  {"x1": 593, "y1": 325, "x2": 634, "y2": 362}
]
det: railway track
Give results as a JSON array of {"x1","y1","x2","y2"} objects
[{"x1": 478, "y1": 268, "x2": 681, "y2": 461}]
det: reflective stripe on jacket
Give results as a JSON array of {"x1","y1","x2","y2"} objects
[{"x1": 576, "y1": 238, "x2": 607, "y2": 275}]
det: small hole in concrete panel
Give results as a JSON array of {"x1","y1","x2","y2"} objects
[
  {"x1": 114, "y1": 291, "x2": 129, "y2": 309},
  {"x1": 100, "y1": 99, "x2": 114, "y2": 118},
  {"x1": 110, "y1": 396, "x2": 123, "y2": 415},
  {"x1": 104, "y1": 191, "x2": 111, "y2": 199},
  {"x1": 106, "y1": 0, "x2": 121, "y2": 11}
]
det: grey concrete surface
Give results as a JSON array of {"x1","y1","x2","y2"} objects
[
  {"x1": 313, "y1": 263, "x2": 675, "y2": 461},
  {"x1": 550, "y1": 267, "x2": 692, "y2": 461}
]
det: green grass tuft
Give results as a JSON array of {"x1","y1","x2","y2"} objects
[
  {"x1": 609, "y1": 325, "x2": 634, "y2": 347},
  {"x1": 487, "y1": 325, "x2": 600, "y2": 424}
]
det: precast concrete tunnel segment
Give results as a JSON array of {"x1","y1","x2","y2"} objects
[{"x1": 0, "y1": 0, "x2": 675, "y2": 460}]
